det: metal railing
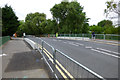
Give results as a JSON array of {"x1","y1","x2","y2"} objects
[
  {"x1": 46, "y1": 34, "x2": 120, "y2": 41},
  {"x1": 28, "y1": 36, "x2": 106, "y2": 80}
]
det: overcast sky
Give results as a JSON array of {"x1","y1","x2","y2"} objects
[{"x1": 0, "y1": 0, "x2": 112, "y2": 25}]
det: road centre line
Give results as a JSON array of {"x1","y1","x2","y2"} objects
[
  {"x1": 91, "y1": 49, "x2": 120, "y2": 58},
  {"x1": 48, "y1": 39, "x2": 119, "y2": 59},
  {"x1": 64, "y1": 41, "x2": 83, "y2": 46},
  {"x1": 63, "y1": 41, "x2": 119, "y2": 58},
  {"x1": 68, "y1": 43, "x2": 79, "y2": 46},
  {"x1": 75, "y1": 43, "x2": 84, "y2": 46},
  {"x1": 85, "y1": 46, "x2": 92, "y2": 49},
  {"x1": 63, "y1": 42, "x2": 67, "y2": 44},
  {"x1": 38, "y1": 44, "x2": 74, "y2": 79},
  {"x1": 96, "y1": 48, "x2": 119, "y2": 55},
  {"x1": 90, "y1": 40, "x2": 119, "y2": 46}
]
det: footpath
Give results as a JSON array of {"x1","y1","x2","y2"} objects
[{"x1": 1, "y1": 38, "x2": 49, "y2": 79}]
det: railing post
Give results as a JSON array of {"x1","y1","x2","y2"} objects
[
  {"x1": 104, "y1": 34, "x2": 105, "y2": 40},
  {"x1": 53, "y1": 48, "x2": 56, "y2": 78},
  {"x1": 42, "y1": 40, "x2": 44, "y2": 54}
]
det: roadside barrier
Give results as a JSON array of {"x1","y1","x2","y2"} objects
[{"x1": 25, "y1": 36, "x2": 106, "y2": 80}]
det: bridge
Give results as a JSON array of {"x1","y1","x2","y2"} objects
[{"x1": 1, "y1": 35, "x2": 119, "y2": 80}]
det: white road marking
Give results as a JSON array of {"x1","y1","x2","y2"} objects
[
  {"x1": 49, "y1": 58, "x2": 53, "y2": 63},
  {"x1": 91, "y1": 49, "x2": 120, "y2": 58},
  {"x1": 63, "y1": 42, "x2": 67, "y2": 43},
  {"x1": 0, "y1": 53, "x2": 7, "y2": 57},
  {"x1": 97, "y1": 48, "x2": 119, "y2": 55},
  {"x1": 53, "y1": 39, "x2": 57, "y2": 41},
  {"x1": 85, "y1": 46, "x2": 92, "y2": 49},
  {"x1": 75, "y1": 43, "x2": 84, "y2": 46},
  {"x1": 68, "y1": 43, "x2": 79, "y2": 46}
]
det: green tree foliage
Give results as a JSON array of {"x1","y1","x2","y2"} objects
[
  {"x1": 104, "y1": 26, "x2": 117, "y2": 34},
  {"x1": 44, "y1": 19, "x2": 57, "y2": 34},
  {"x1": 89, "y1": 25, "x2": 104, "y2": 34},
  {"x1": 24, "y1": 12, "x2": 47, "y2": 35},
  {"x1": 89, "y1": 19, "x2": 118, "y2": 34},
  {"x1": 104, "y1": 0, "x2": 120, "y2": 17},
  {"x1": 97, "y1": 19, "x2": 118, "y2": 34},
  {"x1": 97, "y1": 20, "x2": 113, "y2": 27},
  {"x1": 16, "y1": 20, "x2": 25, "y2": 36},
  {"x1": 50, "y1": 1, "x2": 89, "y2": 34},
  {"x1": 2, "y1": 5, "x2": 19, "y2": 36}
]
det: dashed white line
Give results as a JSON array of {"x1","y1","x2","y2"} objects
[
  {"x1": 68, "y1": 43, "x2": 79, "y2": 46},
  {"x1": 75, "y1": 43, "x2": 84, "y2": 46},
  {"x1": 53, "y1": 39, "x2": 57, "y2": 41},
  {"x1": 91, "y1": 49, "x2": 120, "y2": 58},
  {"x1": 0, "y1": 53, "x2": 7, "y2": 57},
  {"x1": 85, "y1": 46, "x2": 92, "y2": 49},
  {"x1": 63, "y1": 42, "x2": 67, "y2": 43}
]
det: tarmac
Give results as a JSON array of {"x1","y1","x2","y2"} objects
[{"x1": 1, "y1": 38, "x2": 49, "y2": 79}]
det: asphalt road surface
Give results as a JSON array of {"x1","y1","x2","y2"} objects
[{"x1": 29, "y1": 37, "x2": 119, "y2": 79}]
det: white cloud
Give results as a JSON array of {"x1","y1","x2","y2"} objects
[{"x1": 0, "y1": 0, "x2": 111, "y2": 25}]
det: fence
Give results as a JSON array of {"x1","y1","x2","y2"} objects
[
  {"x1": 58, "y1": 34, "x2": 120, "y2": 41},
  {"x1": 27, "y1": 34, "x2": 120, "y2": 41},
  {"x1": 28, "y1": 36, "x2": 106, "y2": 80},
  {"x1": 0, "y1": 36, "x2": 10, "y2": 46}
]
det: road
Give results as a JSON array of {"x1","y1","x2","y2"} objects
[{"x1": 29, "y1": 37, "x2": 119, "y2": 78}]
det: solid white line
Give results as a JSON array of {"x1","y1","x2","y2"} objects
[
  {"x1": 97, "y1": 48, "x2": 119, "y2": 55},
  {"x1": 91, "y1": 49, "x2": 120, "y2": 58},
  {"x1": 112, "y1": 51, "x2": 119, "y2": 54}
]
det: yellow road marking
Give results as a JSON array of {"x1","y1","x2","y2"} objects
[
  {"x1": 43, "y1": 50, "x2": 68, "y2": 79},
  {"x1": 56, "y1": 65, "x2": 68, "y2": 79},
  {"x1": 38, "y1": 44, "x2": 74, "y2": 79}
]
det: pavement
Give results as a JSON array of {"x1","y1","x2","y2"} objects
[
  {"x1": 1, "y1": 38, "x2": 49, "y2": 79},
  {"x1": 29, "y1": 37, "x2": 119, "y2": 79}
]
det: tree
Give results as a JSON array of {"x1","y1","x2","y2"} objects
[
  {"x1": 97, "y1": 20, "x2": 113, "y2": 27},
  {"x1": 96, "y1": 19, "x2": 118, "y2": 34},
  {"x1": 2, "y1": 5, "x2": 19, "y2": 36},
  {"x1": 44, "y1": 19, "x2": 57, "y2": 34},
  {"x1": 104, "y1": 0, "x2": 120, "y2": 17},
  {"x1": 104, "y1": 0, "x2": 120, "y2": 26},
  {"x1": 16, "y1": 20, "x2": 25, "y2": 36},
  {"x1": 50, "y1": 1, "x2": 89, "y2": 34},
  {"x1": 89, "y1": 25, "x2": 104, "y2": 34},
  {"x1": 25, "y1": 12, "x2": 47, "y2": 35}
]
